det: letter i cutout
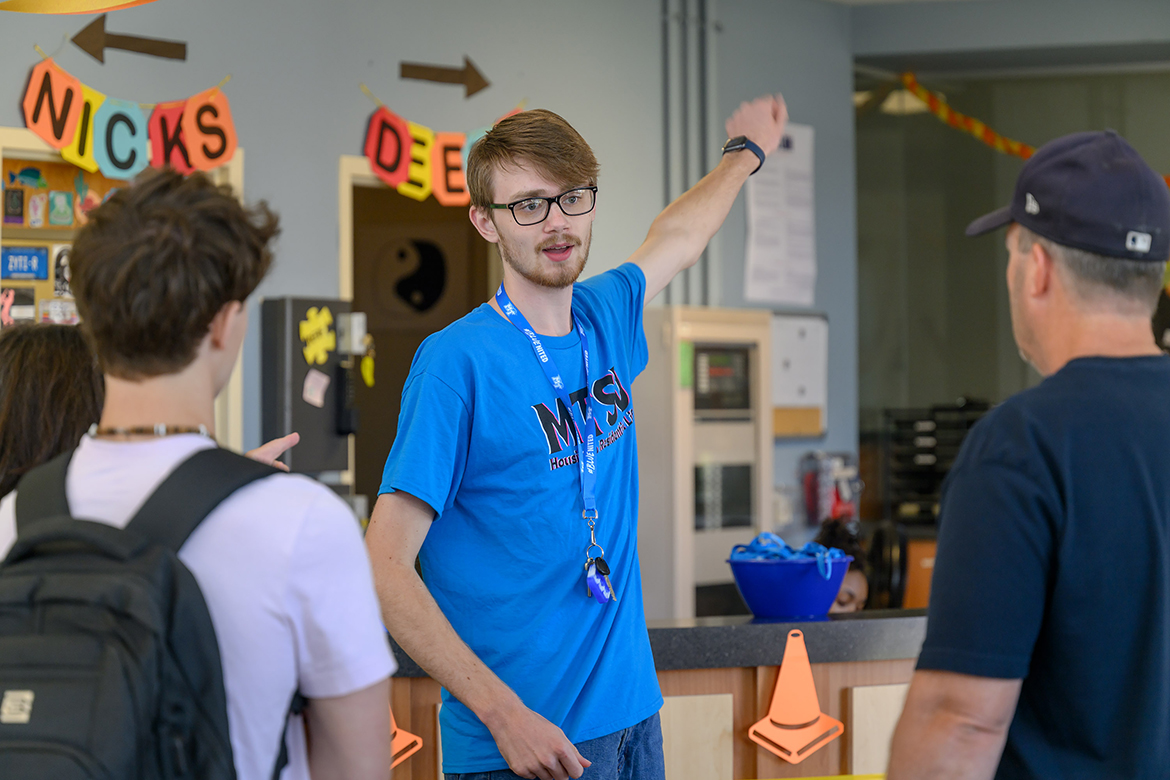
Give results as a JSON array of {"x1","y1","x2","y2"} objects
[{"x1": 749, "y1": 629, "x2": 844, "y2": 764}]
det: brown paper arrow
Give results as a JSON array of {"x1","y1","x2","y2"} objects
[
  {"x1": 72, "y1": 13, "x2": 187, "y2": 63},
  {"x1": 400, "y1": 56, "x2": 489, "y2": 98}
]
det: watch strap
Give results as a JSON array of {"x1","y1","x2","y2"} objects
[{"x1": 722, "y1": 136, "x2": 766, "y2": 174}]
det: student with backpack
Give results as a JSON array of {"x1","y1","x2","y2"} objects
[{"x1": 0, "y1": 169, "x2": 395, "y2": 780}]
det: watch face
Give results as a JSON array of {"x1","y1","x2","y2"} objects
[{"x1": 723, "y1": 135, "x2": 748, "y2": 152}]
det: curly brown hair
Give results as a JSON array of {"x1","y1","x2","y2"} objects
[
  {"x1": 466, "y1": 109, "x2": 599, "y2": 210},
  {"x1": 0, "y1": 324, "x2": 104, "y2": 499},
  {"x1": 70, "y1": 168, "x2": 280, "y2": 379}
]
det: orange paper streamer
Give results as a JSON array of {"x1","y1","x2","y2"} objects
[
  {"x1": 0, "y1": 0, "x2": 157, "y2": 13},
  {"x1": 903, "y1": 72, "x2": 1170, "y2": 190},
  {"x1": 901, "y1": 72, "x2": 1035, "y2": 160}
]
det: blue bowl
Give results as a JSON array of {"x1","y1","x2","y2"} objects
[{"x1": 728, "y1": 556, "x2": 853, "y2": 619}]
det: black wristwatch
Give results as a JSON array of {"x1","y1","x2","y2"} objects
[{"x1": 722, "y1": 136, "x2": 766, "y2": 174}]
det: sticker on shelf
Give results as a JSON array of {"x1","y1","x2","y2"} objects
[
  {"x1": 27, "y1": 193, "x2": 47, "y2": 228},
  {"x1": 1, "y1": 247, "x2": 50, "y2": 280},
  {"x1": 8, "y1": 288, "x2": 35, "y2": 322},
  {"x1": 48, "y1": 191, "x2": 74, "y2": 226},
  {"x1": 3, "y1": 188, "x2": 24, "y2": 225},
  {"x1": 39, "y1": 298, "x2": 79, "y2": 325},
  {"x1": 52, "y1": 244, "x2": 73, "y2": 298}
]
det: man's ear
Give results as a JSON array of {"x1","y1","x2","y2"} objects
[
  {"x1": 1028, "y1": 240, "x2": 1056, "y2": 298},
  {"x1": 469, "y1": 205, "x2": 500, "y2": 243},
  {"x1": 208, "y1": 300, "x2": 244, "y2": 350}
]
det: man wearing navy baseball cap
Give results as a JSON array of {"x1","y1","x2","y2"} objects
[{"x1": 887, "y1": 130, "x2": 1170, "y2": 780}]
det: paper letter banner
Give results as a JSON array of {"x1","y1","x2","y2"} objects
[
  {"x1": 361, "y1": 101, "x2": 525, "y2": 204},
  {"x1": 92, "y1": 97, "x2": 149, "y2": 179},
  {"x1": 150, "y1": 100, "x2": 193, "y2": 174},
  {"x1": 19, "y1": 59, "x2": 236, "y2": 177},
  {"x1": 432, "y1": 132, "x2": 469, "y2": 207},
  {"x1": 59, "y1": 83, "x2": 106, "y2": 173},
  {"x1": 364, "y1": 107, "x2": 411, "y2": 189},
  {"x1": 397, "y1": 121, "x2": 434, "y2": 202},
  {"x1": 183, "y1": 88, "x2": 237, "y2": 171},
  {"x1": 462, "y1": 126, "x2": 489, "y2": 180},
  {"x1": 22, "y1": 59, "x2": 82, "y2": 150}
]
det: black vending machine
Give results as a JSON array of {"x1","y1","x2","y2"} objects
[{"x1": 261, "y1": 297, "x2": 360, "y2": 475}]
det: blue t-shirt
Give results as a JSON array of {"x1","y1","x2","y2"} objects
[
  {"x1": 920, "y1": 356, "x2": 1170, "y2": 780},
  {"x1": 380, "y1": 264, "x2": 663, "y2": 773}
]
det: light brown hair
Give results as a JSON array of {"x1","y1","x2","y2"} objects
[
  {"x1": 0, "y1": 324, "x2": 104, "y2": 498},
  {"x1": 467, "y1": 109, "x2": 599, "y2": 209},
  {"x1": 70, "y1": 168, "x2": 279, "y2": 379}
]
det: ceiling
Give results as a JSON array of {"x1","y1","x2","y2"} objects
[{"x1": 824, "y1": 0, "x2": 980, "y2": 5}]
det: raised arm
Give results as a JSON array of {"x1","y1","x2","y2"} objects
[
  {"x1": 633, "y1": 94, "x2": 788, "y2": 303},
  {"x1": 365, "y1": 491, "x2": 590, "y2": 780},
  {"x1": 886, "y1": 669, "x2": 1021, "y2": 780}
]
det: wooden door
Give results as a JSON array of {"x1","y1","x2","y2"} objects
[{"x1": 351, "y1": 186, "x2": 489, "y2": 503}]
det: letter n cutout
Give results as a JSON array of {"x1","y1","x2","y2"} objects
[{"x1": 22, "y1": 59, "x2": 83, "y2": 150}]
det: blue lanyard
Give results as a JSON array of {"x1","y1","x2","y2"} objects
[{"x1": 494, "y1": 284, "x2": 597, "y2": 518}]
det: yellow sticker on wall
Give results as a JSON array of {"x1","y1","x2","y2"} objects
[{"x1": 299, "y1": 306, "x2": 335, "y2": 365}]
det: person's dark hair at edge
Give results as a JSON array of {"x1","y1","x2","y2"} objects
[
  {"x1": 815, "y1": 519, "x2": 866, "y2": 573},
  {"x1": 70, "y1": 167, "x2": 280, "y2": 379},
  {"x1": 0, "y1": 324, "x2": 104, "y2": 499}
]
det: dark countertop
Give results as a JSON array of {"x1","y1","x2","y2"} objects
[{"x1": 391, "y1": 609, "x2": 926, "y2": 678}]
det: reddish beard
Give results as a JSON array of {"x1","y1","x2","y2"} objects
[{"x1": 499, "y1": 228, "x2": 591, "y2": 289}]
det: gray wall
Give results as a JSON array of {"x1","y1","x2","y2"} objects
[
  {"x1": 0, "y1": 1, "x2": 863, "y2": 487},
  {"x1": 0, "y1": 0, "x2": 665, "y2": 449},
  {"x1": 714, "y1": 0, "x2": 858, "y2": 495}
]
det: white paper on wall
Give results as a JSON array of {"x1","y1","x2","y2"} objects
[
  {"x1": 744, "y1": 123, "x2": 816, "y2": 307},
  {"x1": 771, "y1": 313, "x2": 828, "y2": 411}
]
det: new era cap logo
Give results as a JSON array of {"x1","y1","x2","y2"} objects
[
  {"x1": 0, "y1": 690, "x2": 34, "y2": 724},
  {"x1": 1025, "y1": 193, "x2": 1040, "y2": 215},
  {"x1": 1126, "y1": 231, "x2": 1153, "y2": 253}
]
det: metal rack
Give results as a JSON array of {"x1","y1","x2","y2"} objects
[{"x1": 882, "y1": 399, "x2": 990, "y2": 525}]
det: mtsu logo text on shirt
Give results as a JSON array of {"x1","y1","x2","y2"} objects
[{"x1": 531, "y1": 366, "x2": 634, "y2": 470}]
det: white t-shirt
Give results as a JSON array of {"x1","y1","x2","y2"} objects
[{"x1": 0, "y1": 434, "x2": 396, "y2": 780}]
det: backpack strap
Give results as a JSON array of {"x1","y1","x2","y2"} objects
[
  {"x1": 14, "y1": 449, "x2": 76, "y2": 535},
  {"x1": 127, "y1": 447, "x2": 280, "y2": 554},
  {"x1": 272, "y1": 691, "x2": 308, "y2": 780}
]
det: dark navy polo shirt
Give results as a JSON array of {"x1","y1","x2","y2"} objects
[{"x1": 920, "y1": 356, "x2": 1170, "y2": 780}]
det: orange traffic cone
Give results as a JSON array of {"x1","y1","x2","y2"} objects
[
  {"x1": 390, "y1": 706, "x2": 423, "y2": 768},
  {"x1": 748, "y1": 629, "x2": 843, "y2": 764}
]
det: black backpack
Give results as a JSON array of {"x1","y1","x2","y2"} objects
[{"x1": 0, "y1": 447, "x2": 300, "y2": 780}]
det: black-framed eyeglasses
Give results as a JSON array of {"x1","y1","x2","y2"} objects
[{"x1": 490, "y1": 186, "x2": 598, "y2": 226}]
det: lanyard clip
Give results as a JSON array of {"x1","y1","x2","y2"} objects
[{"x1": 585, "y1": 514, "x2": 604, "y2": 561}]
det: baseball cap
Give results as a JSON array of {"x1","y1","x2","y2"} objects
[{"x1": 966, "y1": 130, "x2": 1170, "y2": 262}]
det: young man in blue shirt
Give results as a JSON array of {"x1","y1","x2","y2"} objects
[
  {"x1": 887, "y1": 131, "x2": 1170, "y2": 779},
  {"x1": 366, "y1": 95, "x2": 786, "y2": 780}
]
